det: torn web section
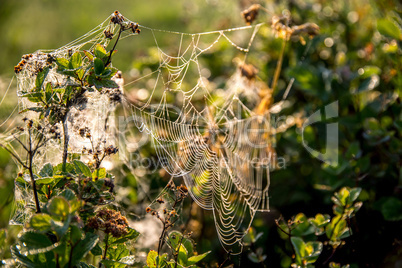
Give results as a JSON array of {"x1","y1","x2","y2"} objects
[
  {"x1": 8, "y1": 12, "x2": 129, "y2": 226},
  {"x1": 67, "y1": 89, "x2": 120, "y2": 162},
  {"x1": 10, "y1": 175, "x2": 36, "y2": 225}
]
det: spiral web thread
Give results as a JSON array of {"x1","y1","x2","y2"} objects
[
  {"x1": 120, "y1": 20, "x2": 278, "y2": 254},
  {"x1": 4, "y1": 12, "x2": 292, "y2": 254}
]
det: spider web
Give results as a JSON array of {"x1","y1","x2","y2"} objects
[
  {"x1": 5, "y1": 12, "x2": 294, "y2": 254},
  {"x1": 120, "y1": 21, "x2": 278, "y2": 254}
]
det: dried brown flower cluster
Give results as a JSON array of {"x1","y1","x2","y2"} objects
[
  {"x1": 146, "y1": 182, "x2": 189, "y2": 228},
  {"x1": 110, "y1": 10, "x2": 140, "y2": 34},
  {"x1": 87, "y1": 208, "x2": 129, "y2": 238},
  {"x1": 241, "y1": 4, "x2": 261, "y2": 25},
  {"x1": 271, "y1": 15, "x2": 319, "y2": 45}
]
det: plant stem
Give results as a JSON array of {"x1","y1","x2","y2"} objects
[
  {"x1": 68, "y1": 242, "x2": 74, "y2": 268},
  {"x1": 271, "y1": 38, "x2": 287, "y2": 92},
  {"x1": 105, "y1": 26, "x2": 123, "y2": 67},
  {"x1": 28, "y1": 129, "x2": 41, "y2": 213},
  {"x1": 218, "y1": 251, "x2": 231, "y2": 268},
  {"x1": 101, "y1": 233, "x2": 109, "y2": 265},
  {"x1": 62, "y1": 119, "x2": 69, "y2": 172}
]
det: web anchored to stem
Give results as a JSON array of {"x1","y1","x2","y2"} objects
[{"x1": 9, "y1": 11, "x2": 311, "y2": 254}]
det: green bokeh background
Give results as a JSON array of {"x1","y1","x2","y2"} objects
[{"x1": 0, "y1": 0, "x2": 401, "y2": 267}]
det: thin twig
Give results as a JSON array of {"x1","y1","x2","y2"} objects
[
  {"x1": 218, "y1": 251, "x2": 232, "y2": 268},
  {"x1": 271, "y1": 38, "x2": 287, "y2": 92},
  {"x1": 0, "y1": 143, "x2": 28, "y2": 169},
  {"x1": 105, "y1": 27, "x2": 123, "y2": 67}
]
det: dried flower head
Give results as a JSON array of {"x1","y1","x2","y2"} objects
[
  {"x1": 87, "y1": 208, "x2": 129, "y2": 238},
  {"x1": 241, "y1": 4, "x2": 261, "y2": 25}
]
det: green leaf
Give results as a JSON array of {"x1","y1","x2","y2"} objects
[
  {"x1": 91, "y1": 243, "x2": 102, "y2": 256},
  {"x1": 348, "y1": 188, "x2": 361, "y2": 204},
  {"x1": 94, "y1": 58, "x2": 105, "y2": 76},
  {"x1": 36, "y1": 67, "x2": 50, "y2": 89},
  {"x1": 11, "y1": 245, "x2": 37, "y2": 268},
  {"x1": 379, "y1": 197, "x2": 402, "y2": 221},
  {"x1": 177, "y1": 245, "x2": 188, "y2": 266},
  {"x1": 359, "y1": 66, "x2": 381, "y2": 79},
  {"x1": 304, "y1": 241, "x2": 323, "y2": 263},
  {"x1": 377, "y1": 17, "x2": 402, "y2": 40},
  {"x1": 92, "y1": 168, "x2": 106, "y2": 180},
  {"x1": 106, "y1": 243, "x2": 130, "y2": 262},
  {"x1": 44, "y1": 82, "x2": 53, "y2": 103},
  {"x1": 39, "y1": 163, "x2": 53, "y2": 178},
  {"x1": 30, "y1": 213, "x2": 52, "y2": 232},
  {"x1": 51, "y1": 216, "x2": 71, "y2": 238},
  {"x1": 77, "y1": 262, "x2": 97, "y2": 268},
  {"x1": 48, "y1": 196, "x2": 70, "y2": 219},
  {"x1": 94, "y1": 44, "x2": 107, "y2": 59},
  {"x1": 83, "y1": 50, "x2": 94, "y2": 61},
  {"x1": 146, "y1": 250, "x2": 158, "y2": 268},
  {"x1": 0, "y1": 229, "x2": 6, "y2": 250},
  {"x1": 70, "y1": 225, "x2": 83, "y2": 244},
  {"x1": 70, "y1": 52, "x2": 82, "y2": 69},
  {"x1": 109, "y1": 227, "x2": 140, "y2": 245},
  {"x1": 291, "y1": 213, "x2": 315, "y2": 237},
  {"x1": 19, "y1": 231, "x2": 53, "y2": 250},
  {"x1": 22, "y1": 92, "x2": 44, "y2": 103},
  {"x1": 326, "y1": 215, "x2": 350, "y2": 241},
  {"x1": 291, "y1": 236, "x2": 305, "y2": 265},
  {"x1": 356, "y1": 76, "x2": 380, "y2": 92},
  {"x1": 59, "y1": 189, "x2": 77, "y2": 201},
  {"x1": 35, "y1": 177, "x2": 55, "y2": 186},
  {"x1": 73, "y1": 160, "x2": 92, "y2": 177},
  {"x1": 69, "y1": 232, "x2": 99, "y2": 267},
  {"x1": 53, "y1": 162, "x2": 75, "y2": 175},
  {"x1": 101, "y1": 256, "x2": 135, "y2": 268},
  {"x1": 309, "y1": 214, "x2": 331, "y2": 235},
  {"x1": 187, "y1": 251, "x2": 211, "y2": 265},
  {"x1": 56, "y1": 58, "x2": 69, "y2": 70}
]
